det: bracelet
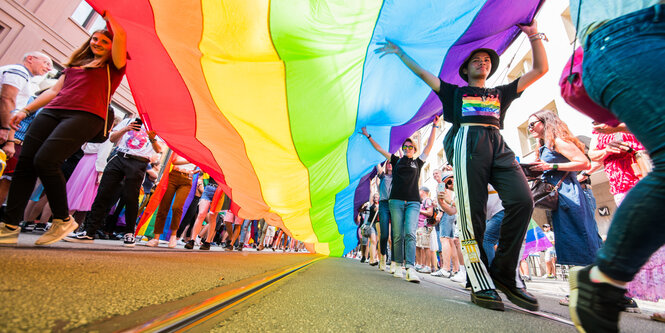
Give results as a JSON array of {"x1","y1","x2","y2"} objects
[
  {"x1": 528, "y1": 32, "x2": 548, "y2": 42},
  {"x1": 0, "y1": 126, "x2": 10, "y2": 131},
  {"x1": 433, "y1": 126, "x2": 440, "y2": 128},
  {"x1": 552, "y1": 163, "x2": 559, "y2": 170},
  {"x1": 20, "y1": 109, "x2": 31, "y2": 117},
  {"x1": 365, "y1": 134, "x2": 371, "y2": 139}
]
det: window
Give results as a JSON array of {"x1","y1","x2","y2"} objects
[
  {"x1": 422, "y1": 163, "x2": 431, "y2": 185},
  {"x1": 70, "y1": 1, "x2": 105, "y2": 33},
  {"x1": 561, "y1": 7, "x2": 577, "y2": 44},
  {"x1": 507, "y1": 54, "x2": 532, "y2": 82},
  {"x1": 437, "y1": 149, "x2": 445, "y2": 168}
]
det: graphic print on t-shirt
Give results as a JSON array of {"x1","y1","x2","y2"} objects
[
  {"x1": 125, "y1": 129, "x2": 149, "y2": 150},
  {"x1": 461, "y1": 93, "x2": 500, "y2": 119}
]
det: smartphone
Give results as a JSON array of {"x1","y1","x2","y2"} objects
[{"x1": 132, "y1": 118, "x2": 143, "y2": 129}]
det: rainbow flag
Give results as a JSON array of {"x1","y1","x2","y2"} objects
[
  {"x1": 88, "y1": 0, "x2": 543, "y2": 255},
  {"x1": 522, "y1": 220, "x2": 553, "y2": 260}
]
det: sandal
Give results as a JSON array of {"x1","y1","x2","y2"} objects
[{"x1": 652, "y1": 312, "x2": 665, "y2": 323}]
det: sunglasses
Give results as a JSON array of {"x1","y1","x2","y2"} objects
[
  {"x1": 527, "y1": 119, "x2": 542, "y2": 130},
  {"x1": 446, "y1": 180, "x2": 453, "y2": 186},
  {"x1": 402, "y1": 145, "x2": 415, "y2": 150}
]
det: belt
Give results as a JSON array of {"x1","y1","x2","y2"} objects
[
  {"x1": 460, "y1": 123, "x2": 499, "y2": 129},
  {"x1": 117, "y1": 151, "x2": 150, "y2": 163},
  {"x1": 172, "y1": 169, "x2": 192, "y2": 178}
]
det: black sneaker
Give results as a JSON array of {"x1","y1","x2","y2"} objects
[
  {"x1": 471, "y1": 289, "x2": 505, "y2": 311},
  {"x1": 569, "y1": 265, "x2": 624, "y2": 333},
  {"x1": 64, "y1": 233, "x2": 94, "y2": 244},
  {"x1": 199, "y1": 242, "x2": 210, "y2": 251},
  {"x1": 360, "y1": 257, "x2": 366, "y2": 263},
  {"x1": 491, "y1": 272, "x2": 539, "y2": 311},
  {"x1": 184, "y1": 240, "x2": 195, "y2": 250},
  {"x1": 621, "y1": 296, "x2": 641, "y2": 313},
  {"x1": 33, "y1": 223, "x2": 48, "y2": 232},
  {"x1": 20, "y1": 221, "x2": 35, "y2": 232},
  {"x1": 123, "y1": 233, "x2": 135, "y2": 248},
  {"x1": 224, "y1": 241, "x2": 233, "y2": 251}
]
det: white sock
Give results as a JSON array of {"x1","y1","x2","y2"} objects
[{"x1": 589, "y1": 266, "x2": 627, "y2": 289}]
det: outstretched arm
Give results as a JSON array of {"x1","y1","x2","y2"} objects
[
  {"x1": 375, "y1": 39, "x2": 441, "y2": 93},
  {"x1": 421, "y1": 115, "x2": 440, "y2": 158},
  {"x1": 516, "y1": 20, "x2": 548, "y2": 93},
  {"x1": 361, "y1": 127, "x2": 391, "y2": 160}
]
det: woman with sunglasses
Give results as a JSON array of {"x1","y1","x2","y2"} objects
[
  {"x1": 527, "y1": 110, "x2": 602, "y2": 269},
  {"x1": 361, "y1": 115, "x2": 439, "y2": 283}
]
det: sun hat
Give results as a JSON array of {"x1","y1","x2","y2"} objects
[{"x1": 459, "y1": 48, "x2": 500, "y2": 82}]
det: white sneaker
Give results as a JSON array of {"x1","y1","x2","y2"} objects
[
  {"x1": 418, "y1": 266, "x2": 432, "y2": 274},
  {"x1": 405, "y1": 267, "x2": 421, "y2": 283},
  {"x1": 390, "y1": 262, "x2": 397, "y2": 274},
  {"x1": 431, "y1": 269, "x2": 451, "y2": 278},
  {"x1": 451, "y1": 270, "x2": 467, "y2": 283},
  {"x1": 393, "y1": 266, "x2": 404, "y2": 278},
  {"x1": 415, "y1": 264, "x2": 423, "y2": 270},
  {"x1": 379, "y1": 255, "x2": 386, "y2": 271}
]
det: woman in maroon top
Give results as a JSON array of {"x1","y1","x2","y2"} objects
[{"x1": 0, "y1": 11, "x2": 127, "y2": 246}]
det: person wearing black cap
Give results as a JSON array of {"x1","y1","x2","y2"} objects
[{"x1": 375, "y1": 20, "x2": 548, "y2": 311}]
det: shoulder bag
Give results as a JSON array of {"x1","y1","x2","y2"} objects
[{"x1": 531, "y1": 172, "x2": 569, "y2": 211}]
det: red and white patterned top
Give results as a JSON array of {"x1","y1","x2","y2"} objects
[{"x1": 595, "y1": 132, "x2": 645, "y2": 195}]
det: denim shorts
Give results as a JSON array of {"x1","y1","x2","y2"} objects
[
  {"x1": 438, "y1": 214, "x2": 456, "y2": 238},
  {"x1": 201, "y1": 184, "x2": 218, "y2": 201}
]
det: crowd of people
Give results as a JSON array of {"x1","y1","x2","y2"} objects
[{"x1": 0, "y1": 1, "x2": 663, "y2": 332}]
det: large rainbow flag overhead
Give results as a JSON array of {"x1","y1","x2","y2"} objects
[{"x1": 88, "y1": 0, "x2": 543, "y2": 256}]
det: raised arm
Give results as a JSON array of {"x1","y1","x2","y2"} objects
[
  {"x1": 516, "y1": 20, "x2": 549, "y2": 93},
  {"x1": 103, "y1": 11, "x2": 127, "y2": 69},
  {"x1": 361, "y1": 127, "x2": 391, "y2": 160},
  {"x1": 420, "y1": 115, "x2": 440, "y2": 158},
  {"x1": 375, "y1": 39, "x2": 441, "y2": 93}
]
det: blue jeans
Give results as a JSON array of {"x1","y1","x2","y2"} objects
[
  {"x1": 378, "y1": 200, "x2": 392, "y2": 259},
  {"x1": 388, "y1": 199, "x2": 420, "y2": 268},
  {"x1": 238, "y1": 219, "x2": 252, "y2": 245},
  {"x1": 583, "y1": 4, "x2": 665, "y2": 282},
  {"x1": 582, "y1": 187, "x2": 597, "y2": 222},
  {"x1": 482, "y1": 210, "x2": 505, "y2": 266}
]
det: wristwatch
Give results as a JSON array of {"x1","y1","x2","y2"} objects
[{"x1": 551, "y1": 163, "x2": 559, "y2": 170}]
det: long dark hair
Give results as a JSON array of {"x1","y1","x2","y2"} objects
[
  {"x1": 65, "y1": 30, "x2": 113, "y2": 68},
  {"x1": 531, "y1": 109, "x2": 585, "y2": 159}
]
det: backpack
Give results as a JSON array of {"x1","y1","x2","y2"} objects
[{"x1": 427, "y1": 206, "x2": 442, "y2": 226}]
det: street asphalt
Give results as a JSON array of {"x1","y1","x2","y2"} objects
[{"x1": 1, "y1": 233, "x2": 663, "y2": 332}]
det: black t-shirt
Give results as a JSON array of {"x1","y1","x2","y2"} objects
[
  {"x1": 389, "y1": 154, "x2": 425, "y2": 202},
  {"x1": 436, "y1": 78, "x2": 522, "y2": 129},
  {"x1": 368, "y1": 203, "x2": 378, "y2": 224}
]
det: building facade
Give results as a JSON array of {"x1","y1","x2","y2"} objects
[{"x1": 0, "y1": 0, "x2": 136, "y2": 117}]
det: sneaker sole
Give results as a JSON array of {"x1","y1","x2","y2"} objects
[
  {"x1": 0, "y1": 237, "x2": 19, "y2": 244},
  {"x1": 62, "y1": 237, "x2": 94, "y2": 244},
  {"x1": 35, "y1": 222, "x2": 79, "y2": 246},
  {"x1": 123, "y1": 243, "x2": 136, "y2": 248},
  {"x1": 493, "y1": 277, "x2": 539, "y2": 312},
  {"x1": 471, "y1": 293, "x2": 505, "y2": 312},
  {"x1": 568, "y1": 267, "x2": 586, "y2": 333}
]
